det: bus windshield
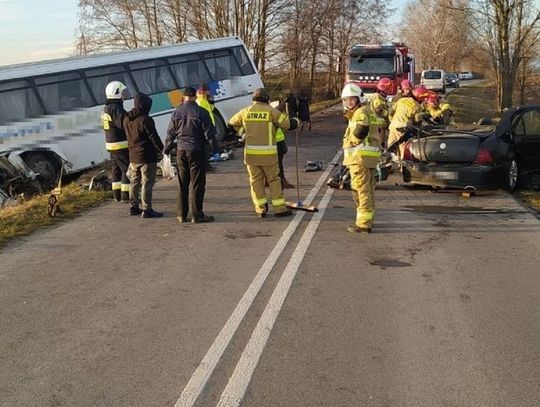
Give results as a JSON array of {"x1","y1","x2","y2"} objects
[{"x1": 348, "y1": 56, "x2": 395, "y2": 74}]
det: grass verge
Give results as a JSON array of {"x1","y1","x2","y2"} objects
[
  {"x1": 311, "y1": 98, "x2": 341, "y2": 114},
  {"x1": 446, "y1": 82, "x2": 498, "y2": 125},
  {"x1": 516, "y1": 191, "x2": 540, "y2": 215},
  {"x1": 0, "y1": 184, "x2": 111, "y2": 248}
]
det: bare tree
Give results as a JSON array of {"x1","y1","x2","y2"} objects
[
  {"x1": 444, "y1": 0, "x2": 540, "y2": 110},
  {"x1": 401, "y1": 0, "x2": 471, "y2": 71}
]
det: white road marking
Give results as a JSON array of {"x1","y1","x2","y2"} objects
[
  {"x1": 175, "y1": 151, "x2": 342, "y2": 407},
  {"x1": 216, "y1": 184, "x2": 336, "y2": 407}
]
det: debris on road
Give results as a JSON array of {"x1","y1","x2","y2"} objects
[{"x1": 304, "y1": 160, "x2": 323, "y2": 172}]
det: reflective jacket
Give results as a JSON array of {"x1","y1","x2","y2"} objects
[
  {"x1": 103, "y1": 100, "x2": 128, "y2": 152},
  {"x1": 389, "y1": 97, "x2": 423, "y2": 131},
  {"x1": 370, "y1": 92, "x2": 388, "y2": 128},
  {"x1": 342, "y1": 104, "x2": 382, "y2": 169},
  {"x1": 196, "y1": 95, "x2": 215, "y2": 125},
  {"x1": 276, "y1": 128, "x2": 285, "y2": 142},
  {"x1": 229, "y1": 101, "x2": 291, "y2": 166},
  {"x1": 426, "y1": 102, "x2": 453, "y2": 125}
]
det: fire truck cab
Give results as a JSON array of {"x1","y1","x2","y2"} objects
[{"x1": 345, "y1": 43, "x2": 415, "y2": 96}]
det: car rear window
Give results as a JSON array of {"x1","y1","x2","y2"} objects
[{"x1": 424, "y1": 71, "x2": 442, "y2": 79}]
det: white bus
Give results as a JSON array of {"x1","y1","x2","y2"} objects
[{"x1": 0, "y1": 36, "x2": 263, "y2": 186}]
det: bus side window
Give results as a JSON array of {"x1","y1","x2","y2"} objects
[
  {"x1": 0, "y1": 80, "x2": 43, "y2": 125},
  {"x1": 204, "y1": 50, "x2": 242, "y2": 81},
  {"x1": 168, "y1": 62, "x2": 189, "y2": 88},
  {"x1": 169, "y1": 55, "x2": 211, "y2": 88},
  {"x1": 84, "y1": 65, "x2": 135, "y2": 104},
  {"x1": 34, "y1": 72, "x2": 94, "y2": 114},
  {"x1": 232, "y1": 47, "x2": 255, "y2": 76},
  {"x1": 129, "y1": 59, "x2": 176, "y2": 95}
]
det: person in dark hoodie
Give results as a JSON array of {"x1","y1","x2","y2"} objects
[
  {"x1": 165, "y1": 87, "x2": 216, "y2": 224},
  {"x1": 123, "y1": 92, "x2": 164, "y2": 218}
]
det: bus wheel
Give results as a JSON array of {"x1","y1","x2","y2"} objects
[
  {"x1": 214, "y1": 114, "x2": 227, "y2": 142},
  {"x1": 23, "y1": 152, "x2": 61, "y2": 190}
]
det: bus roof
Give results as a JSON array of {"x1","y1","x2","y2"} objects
[{"x1": 0, "y1": 36, "x2": 244, "y2": 82}]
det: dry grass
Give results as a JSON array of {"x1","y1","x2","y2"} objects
[
  {"x1": 0, "y1": 184, "x2": 111, "y2": 247},
  {"x1": 446, "y1": 82, "x2": 499, "y2": 125},
  {"x1": 310, "y1": 98, "x2": 341, "y2": 113},
  {"x1": 516, "y1": 191, "x2": 540, "y2": 215}
]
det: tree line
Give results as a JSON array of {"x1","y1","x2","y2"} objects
[
  {"x1": 401, "y1": 0, "x2": 539, "y2": 111},
  {"x1": 76, "y1": 0, "x2": 392, "y2": 99},
  {"x1": 77, "y1": 0, "x2": 539, "y2": 110}
]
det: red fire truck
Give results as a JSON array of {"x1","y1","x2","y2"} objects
[{"x1": 345, "y1": 43, "x2": 415, "y2": 95}]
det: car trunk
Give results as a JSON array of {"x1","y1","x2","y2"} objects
[{"x1": 409, "y1": 134, "x2": 482, "y2": 163}]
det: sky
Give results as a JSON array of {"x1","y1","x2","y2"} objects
[
  {"x1": 0, "y1": 0, "x2": 79, "y2": 66},
  {"x1": 0, "y1": 0, "x2": 408, "y2": 67}
]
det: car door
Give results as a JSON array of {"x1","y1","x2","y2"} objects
[{"x1": 512, "y1": 108, "x2": 540, "y2": 172}]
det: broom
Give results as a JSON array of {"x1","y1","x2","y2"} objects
[{"x1": 286, "y1": 126, "x2": 318, "y2": 212}]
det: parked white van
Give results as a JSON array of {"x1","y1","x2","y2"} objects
[{"x1": 421, "y1": 69, "x2": 446, "y2": 93}]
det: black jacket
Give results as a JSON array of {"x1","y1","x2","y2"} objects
[
  {"x1": 123, "y1": 93, "x2": 164, "y2": 164},
  {"x1": 103, "y1": 100, "x2": 127, "y2": 151},
  {"x1": 166, "y1": 101, "x2": 217, "y2": 153}
]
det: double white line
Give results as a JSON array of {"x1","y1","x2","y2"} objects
[{"x1": 175, "y1": 151, "x2": 342, "y2": 407}]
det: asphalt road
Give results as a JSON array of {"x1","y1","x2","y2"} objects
[{"x1": 1, "y1": 105, "x2": 540, "y2": 407}]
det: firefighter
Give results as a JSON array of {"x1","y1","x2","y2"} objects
[
  {"x1": 389, "y1": 79, "x2": 413, "y2": 121},
  {"x1": 424, "y1": 93, "x2": 453, "y2": 126},
  {"x1": 229, "y1": 88, "x2": 299, "y2": 218},
  {"x1": 388, "y1": 85, "x2": 426, "y2": 158},
  {"x1": 372, "y1": 78, "x2": 392, "y2": 146},
  {"x1": 341, "y1": 83, "x2": 382, "y2": 234},
  {"x1": 103, "y1": 81, "x2": 130, "y2": 202}
]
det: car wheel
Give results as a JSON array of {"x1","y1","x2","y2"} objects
[{"x1": 503, "y1": 159, "x2": 519, "y2": 191}]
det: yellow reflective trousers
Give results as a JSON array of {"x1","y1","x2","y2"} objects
[{"x1": 246, "y1": 164, "x2": 287, "y2": 214}]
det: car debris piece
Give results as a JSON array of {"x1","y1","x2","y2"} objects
[
  {"x1": 304, "y1": 160, "x2": 323, "y2": 172},
  {"x1": 0, "y1": 155, "x2": 42, "y2": 208}
]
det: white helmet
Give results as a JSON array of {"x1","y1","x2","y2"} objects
[
  {"x1": 105, "y1": 81, "x2": 126, "y2": 100},
  {"x1": 341, "y1": 83, "x2": 363, "y2": 99}
]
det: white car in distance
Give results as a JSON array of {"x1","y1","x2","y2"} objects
[{"x1": 459, "y1": 71, "x2": 474, "y2": 80}]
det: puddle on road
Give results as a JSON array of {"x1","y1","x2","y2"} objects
[
  {"x1": 370, "y1": 259, "x2": 413, "y2": 268},
  {"x1": 403, "y1": 205, "x2": 523, "y2": 215}
]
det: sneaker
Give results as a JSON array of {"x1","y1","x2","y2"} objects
[
  {"x1": 274, "y1": 210, "x2": 293, "y2": 218},
  {"x1": 347, "y1": 226, "x2": 372, "y2": 233},
  {"x1": 141, "y1": 209, "x2": 163, "y2": 218},
  {"x1": 191, "y1": 214, "x2": 215, "y2": 223},
  {"x1": 129, "y1": 206, "x2": 143, "y2": 216},
  {"x1": 177, "y1": 216, "x2": 189, "y2": 223}
]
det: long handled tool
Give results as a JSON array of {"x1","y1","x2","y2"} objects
[{"x1": 286, "y1": 127, "x2": 318, "y2": 212}]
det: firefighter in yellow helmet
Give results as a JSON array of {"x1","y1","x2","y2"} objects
[
  {"x1": 229, "y1": 88, "x2": 299, "y2": 218},
  {"x1": 341, "y1": 83, "x2": 382, "y2": 233},
  {"x1": 388, "y1": 85, "x2": 425, "y2": 158}
]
